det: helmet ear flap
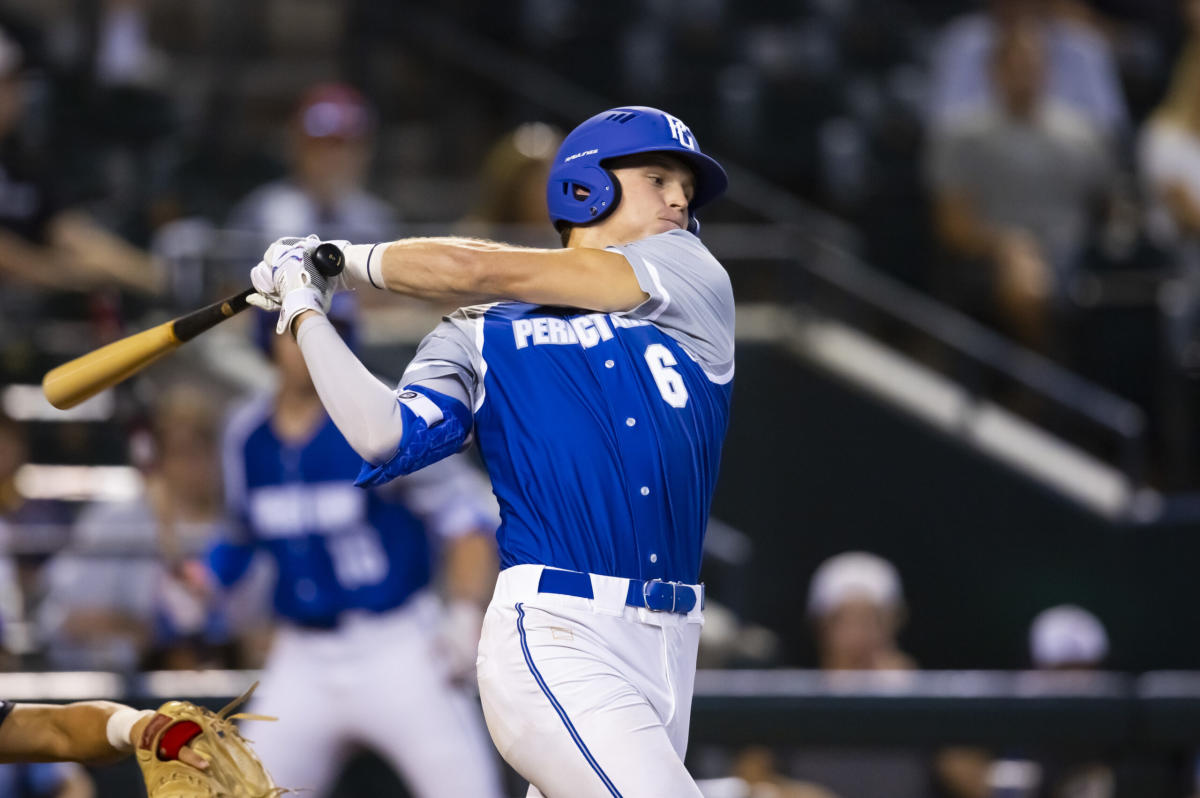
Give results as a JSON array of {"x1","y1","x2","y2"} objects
[{"x1": 602, "y1": 168, "x2": 622, "y2": 221}]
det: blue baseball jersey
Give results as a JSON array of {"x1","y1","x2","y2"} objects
[
  {"x1": 391, "y1": 230, "x2": 734, "y2": 584},
  {"x1": 215, "y1": 395, "x2": 496, "y2": 627}
]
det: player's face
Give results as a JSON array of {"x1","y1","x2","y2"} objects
[
  {"x1": 603, "y1": 154, "x2": 696, "y2": 243},
  {"x1": 818, "y1": 598, "x2": 899, "y2": 670}
]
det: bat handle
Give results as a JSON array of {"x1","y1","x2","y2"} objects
[{"x1": 311, "y1": 243, "x2": 345, "y2": 277}]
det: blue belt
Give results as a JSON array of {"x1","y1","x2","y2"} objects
[{"x1": 537, "y1": 568, "x2": 700, "y2": 615}]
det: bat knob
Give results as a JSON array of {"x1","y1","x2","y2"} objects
[{"x1": 311, "y1": 243, "x2": 345, "y2": 277}]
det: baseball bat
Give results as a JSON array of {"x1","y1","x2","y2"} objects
[{"x1": 42, "y1": 243, "x2": 345, "y2": 410}]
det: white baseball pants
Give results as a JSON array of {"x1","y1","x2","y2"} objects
[
  {"x1": 476, "y1": 564, "x2": 705, "y2": 798},
  {"x1": 239, "y1": 590, "x2": 504, "y2": 798}
]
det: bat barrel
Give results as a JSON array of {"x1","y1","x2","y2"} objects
[{"x1": 42, "y1": 323, "x2": 182, "y2": 410}]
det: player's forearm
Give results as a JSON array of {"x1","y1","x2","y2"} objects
[
  {"x1": 293, "y1": 314, "x2": 405, "y2": 464},
  {"x1": 0, "y1": 702, "x2": 128, "y2": 763},
  {"x1": 347, "y1": 238, "x2": 647, "y2": 312},
  {"x1": 345, "y1": 237, "x2": 521, "y2": 303},
  {"x1": 444, "y1": 531, "x2": 499, "y2": 605}
]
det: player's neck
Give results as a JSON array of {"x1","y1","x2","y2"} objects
[
  {"x1": 272, "y1": 388, "x2": 326, "y2": 443},
  {"x1": 568, "y1": 226, "x2": 624, "y2": 251}
]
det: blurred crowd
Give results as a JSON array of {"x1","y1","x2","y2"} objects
[{"x1": 0, "y1": 0, "x2": 1195, "y2": 795}]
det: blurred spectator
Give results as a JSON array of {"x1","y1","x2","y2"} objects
[
  {"x1": 0, "y1": 413, "x2": 72, "y2": 662},
  {"x1": 0, "y1": 761, "x2": 93, "y2": 798},
  {"x1": 1139, "y1": 2, "x2": 1200, "y2": 271},
  {"x1": 929, "y1": 0, "x2": 1128, "y2": 139},
  {"x1": 806, "y1": 550, "x2": 914, "y2": 671},
  {"x1": 936, "y1": 604, "x2": 1116, "y2": 798},
  {"x1": 726, "y1": 746, "x2": 842, "y2": 798},
  {"x1": 457, "y1": 121, "x2": 562, "y2": 247},
  {"x1": 746, "y1": 552, "x2": 927, "y2": 798},
  {"x1": 36, "y1": 384, "x2": 234, "y2": 671},
  {"x1": 226, "y1": 82, "x2": 399, "y2": 248},
  {"x1": 1029, "y1": 603, "x2": 1110, "y2": 669},
  {"x1": 926, "y1": 18, "x2": 1118, "y2": 352},
  {"x1": 0, "y1": 23, "x2": 163, "y2": 297}
]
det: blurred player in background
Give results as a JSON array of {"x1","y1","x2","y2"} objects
[
  {"x1": 210, "y1": 294, "x2": 504, "y2": 798},
  {"x1": 226, "y1": 82, "x2": 398, "y2": 249},
  {"x1": 250, "y1": 104, "x2": 733, "y2": 796}
]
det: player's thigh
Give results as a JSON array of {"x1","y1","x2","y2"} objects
[
  {"x1": 361, "y1": 681, "x2": 503, "y2": 798},
  {"x1": 351, "y1": 630, "x2": 504, "y2": 798},
  {"x1": 477, "y1": 603, "x2": 701, "y2": 798},
  {"x1": 239, "y1": 665, "x2": 349, "y2": 793},
  {"x1": 495, "y1": 673, "x2": 700, "y2": 798}
]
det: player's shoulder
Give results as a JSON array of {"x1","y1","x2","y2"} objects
[
  {"x1": 623, "y1": 228, "x2": 718, "y2": 258},
  {"x1": 226, "y1": 180, "x2": 303, "y2": 227}
]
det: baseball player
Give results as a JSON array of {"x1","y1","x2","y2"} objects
[
  {"x1": 249, "y1": 105, "x2": 732, "y2": 797},
  {"x1": 210, "y1": 293, "x2": 504, "y2": 798},
  {"x1": 0, "y1": 699, "x2": 205, "y2": 768}
]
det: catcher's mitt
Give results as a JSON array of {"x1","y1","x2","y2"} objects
[{"x1": 136, "y1": 682, "x2": 284, "y2": 798}]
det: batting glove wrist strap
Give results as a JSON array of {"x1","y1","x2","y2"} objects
[
  {"x1": 277, "y1": 285, "x2": 327, "y2": 334},
  {"x1": 344, "y1": 243, "x2": 386, "y2": 290}
]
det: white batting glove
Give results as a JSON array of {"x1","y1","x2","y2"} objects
[{"x1": 247, "y1": 235, "x2": 346, "y2": 334}]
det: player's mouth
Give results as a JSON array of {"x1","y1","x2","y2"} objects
[{"x1": 659, "y1": 217, "x2": 684, "y2": 230}]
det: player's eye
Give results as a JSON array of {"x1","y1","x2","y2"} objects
[{"x1": 648, "y1": 174, "x2": 664, "y2": 186}]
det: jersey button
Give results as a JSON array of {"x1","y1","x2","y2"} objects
[
  {"x1": 605, "y1": 360, "x2": 615, "y2": 368},
  {"x1": 640, "y1": 486, "x2": 650, "y2": 496},
  {"x1": 625, "y1": 417, "x2": 636, "y2": 427},
  {"x1": 650, "y1": 553, "x2": 658, "y2": 563}
]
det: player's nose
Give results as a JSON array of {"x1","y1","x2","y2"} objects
[{"x1": 665, "y1": 182, "x2": 689, "y2": 210}]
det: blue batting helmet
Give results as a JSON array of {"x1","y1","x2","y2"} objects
[
  {"x1": 546, "y1": 106, "x2": 728, "y2": 234},
  {"x1": 254, "y1": 291, "x2": 359, "y2": 355}
]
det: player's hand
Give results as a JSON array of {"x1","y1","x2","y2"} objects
[
  {"x1": 130, "y1": 713, "x2": 209, "y2": 771},
  {"x1": 248, "y1": 234, "x2": 345, "y2": 334},
  {"x1": 437, "y1": 599, "x2": 485, "y2": 686}
]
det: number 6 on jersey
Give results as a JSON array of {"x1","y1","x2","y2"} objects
[{"x1": 644, "y1": 343, "x2": 689, "y2": 407}]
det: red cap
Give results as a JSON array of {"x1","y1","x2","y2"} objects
[{"x1": 296, "y1": 82, "x2": 372, "y2": 140}]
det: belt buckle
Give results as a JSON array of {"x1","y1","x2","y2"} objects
[{"x1": 642, "y1": 578, "x2": 684, "y2": 613}]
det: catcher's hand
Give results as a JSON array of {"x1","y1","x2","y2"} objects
[{"x1": 135, "y1": 682, "x2": 284, "y2": 798}]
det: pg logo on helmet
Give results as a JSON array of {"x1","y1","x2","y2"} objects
[
  {"x1": 546, "y1": 106, "x2": 728, "y2": 232},
  {"x1": 663, "y1": 113, "x2": 696, "y2": 151}
]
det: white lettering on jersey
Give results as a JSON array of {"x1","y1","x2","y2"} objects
[
  {"x1": 569, "y1": 314, "x2": 614, "y2": 348},
  {"x1": 512, "y1": 313, "x2": 640, "y2": 351},
  {"x1": 547, "y1": 318, "x2": 578, "y2": 345},
  {"x1": 249, "y1": 482, "x2": 368, "y2": 539},
  {"x1": 513, "y1": 318, "x2": 534, "y2": 349},
  {"x1": 663, "y1": 113, "x2": 696, "y2": 150}
]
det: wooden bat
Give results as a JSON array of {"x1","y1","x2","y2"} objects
[{"x1": 42, "y1": 243, "x2": 345, "y2": 410}]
